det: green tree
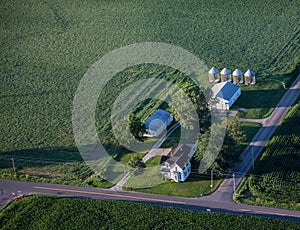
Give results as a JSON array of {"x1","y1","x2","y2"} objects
[
  {"x1": 182, "y1": 84, "x2": 211, "y2": 132},
  {"x1": 129, "y1": 114, "x2": 146, "y2": 141},
  {"x1": 170, "y1": 81, "x2": 211, "y2": 133},
  {"x1": 195, "y1": 117, "x2": 246, "y2": 175},
  {"x1": 127, "y1": 154, "x2": 145, "y2": 175},
  {"x1": 221, "y1": 117, "x2": 246, "y2": 165},
  {"x1": 195, "y1": 123, "x2": 226, "y2": 174}
]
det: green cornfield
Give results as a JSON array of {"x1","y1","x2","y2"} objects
[
  {"x1": 0, "y1": 195, "x2": 299, "y2": 229},
  {"x1": 1, "y1": 0, "x2": 299, "y2": 184}
]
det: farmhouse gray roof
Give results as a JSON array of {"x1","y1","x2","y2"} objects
[
  {"x1": 165, "y1": 143, "x2": 195, "y2": 170},
  {"x1": 220, "y1": 68, "x2": 231, "y2": 75},
  {"x1": 212, "y1": 82, "x2": 240, "y2": 101}
]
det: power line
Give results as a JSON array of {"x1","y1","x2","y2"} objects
[{"x1": 2, "y1": 155, "x2": 299, "y2": 186}]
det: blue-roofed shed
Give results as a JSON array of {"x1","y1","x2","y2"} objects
[{"x1": 144, "y1": 109, "x2": 173, "y2": 137}]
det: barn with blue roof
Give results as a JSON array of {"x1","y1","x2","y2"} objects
[{"x1": 211, "y1": 82, "x2": 241, "y2": 110}]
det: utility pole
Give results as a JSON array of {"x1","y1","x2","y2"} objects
[
  {"x1": 124, "y1": 164, "x2": 128, "y2": 188},
  {"x1": 11, "y1": 158, "x2": 17, "y2": 177},
  {"x1": 233, "y1": 172, "x2": 236, "y2": 196},
  {"x1": 210, "y1": 169, "x2": 213, "y2": 188},
  {"x1": 251, "y1": 147, "x2": 255, "y2": 170}
]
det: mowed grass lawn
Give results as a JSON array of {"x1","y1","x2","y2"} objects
[
  {"x1": 127, "y1": 171, "x2": 222, "y2": 198},
  {"x1": 0, "y1": 0, "x2": 299, "y2": 185}
]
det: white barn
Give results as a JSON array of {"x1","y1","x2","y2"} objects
[
  {"x1": 144, "y1": 109, "x2": 173, "y2": 137},
  {"x1": 160, "y1": 143, "x2": 196, "y2": 182},
  {"x1": 211, "y1": 82, "x2": 241, "y2": 110}
]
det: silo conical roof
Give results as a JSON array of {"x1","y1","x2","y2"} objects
[
  {"x1": 208, "y1": 67, "x2": 219, "y2": 75},
  {"x1": 232, "y1": 69, "x2": 243, "y2": 76},
  {"x1": 220, "y1": 68, "x2": 231, "y2": 75},
  {"x1": 244, "y1": 69, "x2": 255, "y2": 77}
]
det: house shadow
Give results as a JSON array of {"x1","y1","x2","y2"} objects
[{"x1": 0, "y1": 145, "x2": 124, "y2": 185}]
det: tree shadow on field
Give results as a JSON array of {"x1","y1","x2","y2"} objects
[
  {"x1": 0, "y1": 146, "x2": 116, "y2": 188},
  {"x1": 0, "y1": 146, "x2": 82, "y2": 169},
  {"x1": 253, "y1": 152, "x2": 300, "y2": 176}
]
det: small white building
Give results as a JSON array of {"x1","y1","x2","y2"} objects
[
  {"x1": 160, "y1": 143, "x2": 196, "y2": 182},
  {"x1": 144, "y1": 109, "x2": 173, "y2": 137},
  {"x1": 211, "y1": 82, "x2": 241, "y2": 110}
]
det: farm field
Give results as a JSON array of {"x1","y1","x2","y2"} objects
[
  {"x1": 1, "y1": 0, "x2": 299, "y2": 185},
  {"x1": 1, "y1": 195, "x2": 299, "y2": 230},
  {"x1": 235, "y1": 104, "x2": 300, "y2": 210}
]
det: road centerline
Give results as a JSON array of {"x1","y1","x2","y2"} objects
[{"x1": 33, "y1": 186, "x2": 187, "y2": 205}]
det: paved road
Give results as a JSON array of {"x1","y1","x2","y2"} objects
[
  {"x1": 1, "y1": 75, "x2": 300, "y2": 223},
  {"x1": 1, "y1": 179, "x2": 300, "y2": 222},
  {"x1": 203, "y1": 73, "x2": 300, "y2": 203}
]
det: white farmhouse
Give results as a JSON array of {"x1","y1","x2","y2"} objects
[
  {"x1": 211, "y1": 82, "x2": 241, "y2": 110},
  {"x1": 160, "y1": 143, "x2": 196, "y2": 182},
  {"x1": 144, "y1": 109, "x2": 173, "y2": 137}
]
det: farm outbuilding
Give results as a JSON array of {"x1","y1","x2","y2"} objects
[
  {"x1": 220, "y1": 68, "x2": 231, "y2": 82},
  {"x1": 232, "y1": 69, "x2": 243, "y2": 84},
  {"x1": 244, "y1": 69, "x2": 256, "y2": 85},
  {"x1": 211, "y1": 82, "x2": 241, "y2": 110},
  {"x1": 144, "y1": 109, "x2": 173, "y2": 137},
  {"x1": 208, "y1": 67, "x2": 220, "y2": 83}
]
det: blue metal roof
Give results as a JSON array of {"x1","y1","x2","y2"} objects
[
  {"x1": 216, "y1": 82, "x2": 240, "y2": 101},
  {"x1": 145, "y1": 109, "x2": 172, "y2": 129}
]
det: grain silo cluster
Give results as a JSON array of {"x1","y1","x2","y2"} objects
[{"x1": 208, "y1": 67, "x2": 256, "y2": 85}]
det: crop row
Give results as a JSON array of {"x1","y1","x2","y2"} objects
[
  {"x1": 1, "y1": 195, "x2": 299, "y2": 229},
  {"x1": 248, "y1": 104, "x2": 300, "y2": 204}
]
